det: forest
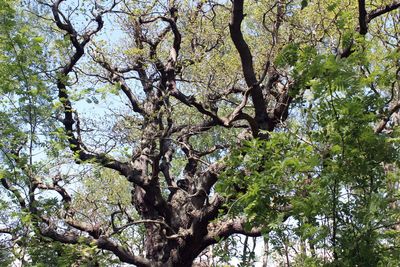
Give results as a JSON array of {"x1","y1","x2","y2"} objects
[{"x1": 1, "y1": 0, "x2": 400, "y2": 266}]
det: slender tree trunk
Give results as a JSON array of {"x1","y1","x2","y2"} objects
[{"x1": 262, "y1": 237, "x2": 269, "y2": 267}]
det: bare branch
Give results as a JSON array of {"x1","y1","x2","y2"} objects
[
  {"x1": 375, "y1": 102, "x2": 400, "y2": 133},
  {"x1": 230, "y1": 0, "x2": 269, "y2": 132},
  {"x1": 112, "y1": 219, "x2": 175, "y2": 235},
  {"x1": 35, "y1": 180, "x2": 72, "y2": 204},
  {"x1": 358, "y1": 0, "x2": 368, "y2": 35},
  {"x1": 1, "y1": 178, "x2": 26, "y2": 209},
  {"x1": 202, "y1": 217, "x2": 262, "y2": 247},
  {"x1": 340, "y1": 1, "x2": 400, "y2": 58},
  {"x1": 41, "y1": 226, "x2": 151, "y2": 267},
  {"x1": 50, "y1": 1, "x2": 137, "y2": 180},
  {"x1": 91, "y1": 54, "x2": 145, "y2": 114},
  {"x1": 65, "y1": 218, "x2": 102, "y2": 238},
  {"x1": 368, "y1": 1, "x2": 400, "y2": 22},
  {"x1": 96, "y1": 236, "x2": 153, "y2": 267}
]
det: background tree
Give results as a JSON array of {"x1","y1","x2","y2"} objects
[{"x1": 1, "y1": 0, "x2": 399, "y2": 266}]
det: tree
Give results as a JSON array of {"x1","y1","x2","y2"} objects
[{"x1": 1, "y1": 0, "x2": 399, "y2": 266}]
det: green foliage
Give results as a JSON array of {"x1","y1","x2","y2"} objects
[
  {"x1": 21, "y1": 236, "x2": 108, "y2": 267},
  {"x1": 0, "y1": 2, "x2": 89, "y2": 265},
  {"x1": 218, "y1": 132, "x2": 318, "y2": 226},
  {"x1": 0, "y1": 245, "x2": 12, "y2": 267},
  {"x1": 1, "y1": 0, "x2": 400, "y2": 266},
  {"x1": 218, "y1": 28, "x2": 400, "y2": 265},
  {"x1": 275, "y1": 43, "x2": 300, "y2": 68}
]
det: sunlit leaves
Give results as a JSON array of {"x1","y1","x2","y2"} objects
[
  {"x1": 218, "y1": 132, "x2": 319, "y2": 225},
  {"x1": 217, "y1": 10, "x2": 400, "y2": 263}
]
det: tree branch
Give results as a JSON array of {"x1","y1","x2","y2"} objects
[
  {"x1": 51, "y1": 1, "x2": 138, "y2": 181},
  {"x1": 96, "y1": 236, "x2": 153, "y2": 267},
  {"x1": 91, "y1": 54, "x2": 145, "y2": 114},
  {"x1": 1, "y1": 178, "x2": 26, "y2": 209},
  {"x1": 35, "y1": 180, "x2": 72, "y2": 204},
  {"x1": 340, "y1": 1, "x2": 400, "y2": 58},
  {"x1": 375, "y1": 102, "x2": 400, "y2": 133},
  {"x1": 367, "y1": 1, "x2": 400, "y2": 22},
  {"x1": 41, "y1": 226, "x2": 151, "y2": 267},
  {"x1": 230, "y1": 0, "x2": 268, "y2": 131},
  {"x1": 358, "y1": 0, "x2": 368, "y2": 35},
  {"x1": 202, "y1": 218, "x2": 262, "y2": 248}
]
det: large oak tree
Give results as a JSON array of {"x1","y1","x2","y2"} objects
[{"x1": 1, "y1": 0, "x2": 400, "y2": 266}]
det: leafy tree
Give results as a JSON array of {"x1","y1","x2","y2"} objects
[{"x1": 1, "y1": 0, "x2": 399, "y2": 266}]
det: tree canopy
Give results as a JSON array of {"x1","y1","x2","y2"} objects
[{"x1": 1, "y1": 0, "x2": 400, "y2": 266}]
